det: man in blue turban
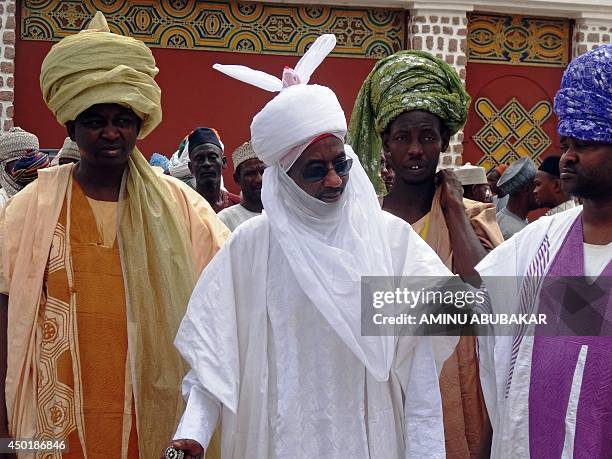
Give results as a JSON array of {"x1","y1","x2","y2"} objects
[{"x1": 476, "y1": 44, "x2": 612, "y2": 458}]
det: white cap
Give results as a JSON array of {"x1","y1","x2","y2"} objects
[{"x1": 453, "y1": 163, "x2": 487, "y2": 186}]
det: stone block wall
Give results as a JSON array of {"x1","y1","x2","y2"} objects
[
  {"x1": 572, "y1": 19, "x2": 612, "y2": 58},
  {"x1": 0, "y1": 0, "x2": 15, "y2": 131},
  {"x1": 407, "y1": 10, "x2": 469, "y2": 167}
]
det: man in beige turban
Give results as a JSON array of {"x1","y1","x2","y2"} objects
[{"x1": 0, "y1": 12, "x2": 228, "y2": 458}]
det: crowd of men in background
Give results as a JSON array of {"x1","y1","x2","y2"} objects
[
  {"x1": 0, "y1": 9, "x2": 610, "y2": 459},
  {"x1": 0, "y1": 114, "x2": 578, "y2": 240}
]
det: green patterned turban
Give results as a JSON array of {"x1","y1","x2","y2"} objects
[{"x1": 348, "y1": 51, "x2": 470, "y2": 193}]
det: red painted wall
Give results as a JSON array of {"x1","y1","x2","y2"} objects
[
  {"x1": 14, "y1": 36, "x2": 376, "y2": 193},
  {"x1": 463, "y1": 62, "x2": 565, "y2": 221},
  {"x1": 463, "y1": 61, "x2": 565, "y2": 168}
]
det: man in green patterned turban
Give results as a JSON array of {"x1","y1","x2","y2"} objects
[
  {"x1": 349, "y1": 50, "x2": 503, "y2": 459},
  {"x1": 349, "y1": 50, "x2": 469, "y2": 194}
]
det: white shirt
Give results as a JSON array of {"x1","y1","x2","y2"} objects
[
  {"x1": 217, "y1": 203, "x2": 260, "y2": 231},
  {"x1": 584, "y1": 241, "x2": 612, "y2": 280}
]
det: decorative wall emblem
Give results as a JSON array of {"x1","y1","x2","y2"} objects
[
  {"x1": 21, "y1": 0, "x2": 405, "y2": 58},
  {"x1": 472, "y1": 97, "x2": 552, "y2": 171},
  {"x1": 468, "y1": 13, "x2": 569, "y2": 67}
]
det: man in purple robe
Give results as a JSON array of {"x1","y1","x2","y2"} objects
[{"x1": 475, "y1": 44, "x2": 612, "y2": 458}]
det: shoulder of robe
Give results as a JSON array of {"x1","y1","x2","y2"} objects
[
  {"x1": 1, "y1": 179, "x2": 40, "y2": 227},
  {"x1": 156, "y1": 173, "x2": 232, "y2": 257},
  {"x1": 462, "y1": 198, "x2": 504, "y2": 248},
  {"x1": 381, "y1": 209, "x2": 409, "y2": 228},
  {"x1": 379, "y1": 209, "x2": 419, "y2": 247},
  {"x1": 230, "y1": 213, "x2": 269, "y2": 242},
  {"x1": 513, "y1": 206, "x2": 581, "y2": 243},
  {"x1": 157, "y1": 172, "x2": 201, "y2": 202},
  {"x1": 157, "y1": 173, "x2": 218, "y2": 219}
]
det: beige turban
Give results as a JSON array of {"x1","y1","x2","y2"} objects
[{"x1": 39, "y1": 12, "x2": 161, "y2": 139}]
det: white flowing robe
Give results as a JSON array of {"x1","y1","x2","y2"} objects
[{"x1": 174, "y1": 211, "x2": 456, "y2": 459}]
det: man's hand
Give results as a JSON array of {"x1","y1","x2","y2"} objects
[
  {"x1": 436, "y1": 169, "x2": 464, "y2": 213},
  {"x1": 161, "y1": 439, "x2": 204, "y2": 459}
]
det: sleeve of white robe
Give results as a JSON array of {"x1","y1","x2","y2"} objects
[
  {"x1": 174, "y1": 234, "x2": 241, "y2": 445},
  {"x1": 384, "y1": 211, "x2": 459, "y2": 370},
  {"x1": 396, "y1": 336, "x2": 446, "y2": 458},
  {"x1": 383, "y1": 212, "x2": 454, "y2": 458},
  {"x1": 173, "y1": 370, "x2": 221, "y2": 449}
]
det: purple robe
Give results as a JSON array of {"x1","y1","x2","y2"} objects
[{"x1": 529, "y1": 214, "x2": 612, "y2": 458}]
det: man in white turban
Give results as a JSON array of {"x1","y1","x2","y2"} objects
[
  {"x1": 164, "y1": 34, "x2": 457, "y2": 459},
  {"x1": 0, "y1": 12, "x2": 228, "y2": 458}
]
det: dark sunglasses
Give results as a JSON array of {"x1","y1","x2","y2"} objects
[{"x1": 302, "y1": 158, "x2": 353, "y2": 182}]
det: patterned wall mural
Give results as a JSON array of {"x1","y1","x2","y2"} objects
[
  {"x1": 472, "y1": 97, "x2": 552, "y2": 171},
  {"x1": 21, "y1": 0, "x2": 406, "y2": 58},
  {"x1": 467, "y1": 13, "x2": 570, "y2": 67}
]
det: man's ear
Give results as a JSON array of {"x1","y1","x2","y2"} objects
[
  {"x1": 66, "y1": 121, "x2": 76, "y2": 141},
  {"x1": 222, "y1": 156, "x2": 228, "y2": 170},
  {"x1": 553, "y1": 177, "x2": 562, "y2": 193},
  {"x1": 233, "y1": 171, "x2": 239, "y2": 186}
]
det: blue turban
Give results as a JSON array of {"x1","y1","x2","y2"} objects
[
  {"x1": 149, "y1": 152, "x2": 170, "y2": 173},
  {"x1": 187, "y1": 127, "x2": 223, "y2": 154},
  {"x1": 554, "y1": 44, "x2": 612, "y2": 144}
]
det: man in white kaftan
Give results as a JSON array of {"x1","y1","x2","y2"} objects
[{"x1": 166, "y1": 35, "x2": 457, "y2": 459}]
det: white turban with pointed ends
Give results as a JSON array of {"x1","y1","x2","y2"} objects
[
  {"x1": 251, "y1": 84, "x2": 346, "y2": 168},
  {"x1": 214, "y1": 34, "x2": 346, "y2": 169},
  {"x1": 40, "y1": 11, "x2": 162, "y2": 139},
  {"x1": 213, "y1": 34, "x2": 399, "y2": 382}
]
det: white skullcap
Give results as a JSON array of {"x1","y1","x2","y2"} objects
[
  {"x1": 214, "y1": 34, "x2": 346, "y2": 169},
  {"x1": 0, "y1": 127, "x2": 39, "y2": 161},
  {"x1": 453, "y1": 163, "x2": 487, "y2": 186}
]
